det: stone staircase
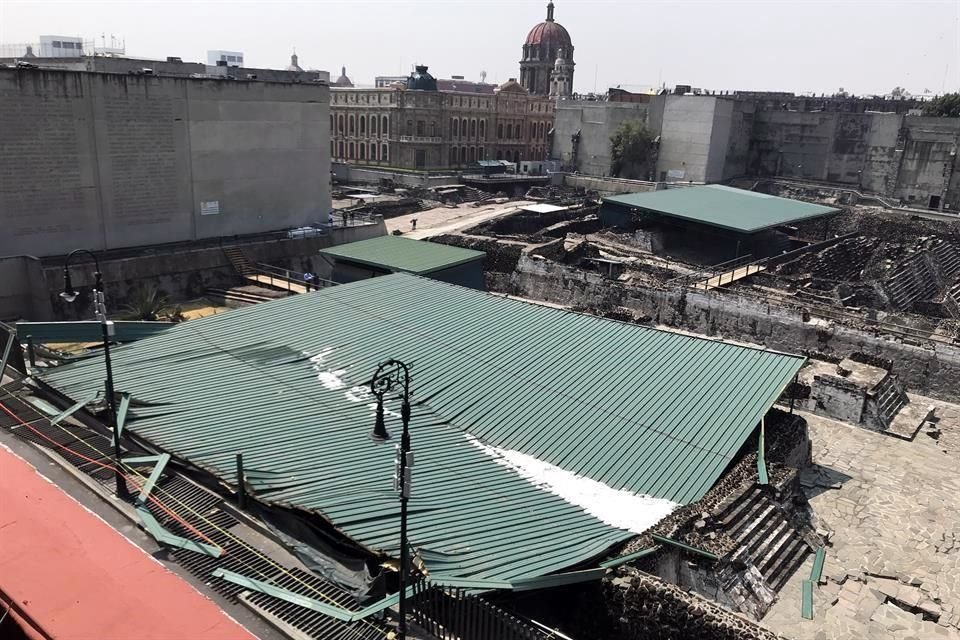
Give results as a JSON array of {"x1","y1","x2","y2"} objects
[
  {"x1": 884, "y1": 252, "x2": 940, "y2": 309},
  {"x1": 933, "y1": 240, "x2": 960, "y2": 282},
  {"x1": 870, "y1": 372, "x2": 909, "y2": 429},
  {"x1": 946, "y1": 280, "x2": 960, "y2": 319},
  {"x1": 223, "y1": 246, "x2": 254, "y2": 277},
  {"x1": 714, "y1": 486, "x2": 812, "y2": 593}
]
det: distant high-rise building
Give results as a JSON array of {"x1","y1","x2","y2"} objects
[
  {"x1": 207, "y1": 49, "x2": 244, "y2": 67},
  {"x1": 520, "y1": 2, "x2": 574, "y2": 97}
]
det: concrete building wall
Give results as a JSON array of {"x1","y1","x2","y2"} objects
[
  {"x1": 552, "y1": 100, "x2": 649, "y2": 175},
  {"x1": 896, "y1": 117, "x2": 960, "y2": 210},
  {"x1": 0, "y1": 257, "x2": 52, "y2": 321},
  {"x1": 656, "y1": 96, "x2": 723, "y2": 183},
  {"x1": 0, "y1": 68, "x2": 331, "y2": 258}
]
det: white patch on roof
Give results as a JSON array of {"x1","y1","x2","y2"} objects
[
  {"x1": 468, "y1": 436, "x2": 678, "y2": 535},
  {"x1": 318, "y1": 370, "x2": 347, "y2": 391}
]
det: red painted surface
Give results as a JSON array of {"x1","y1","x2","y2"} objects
[{"x1": 0, "y1": 445, "x2": 257, "y2": 640}]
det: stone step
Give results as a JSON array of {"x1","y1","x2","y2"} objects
[
  {"x1": 734, "y1": 504, "x2": 777, "y2": 544},
  {"x1": 716, "y1": 487, "x2": 764, "y2": 529},
  {"x1": 749, "y1": 518, "x2": 791, "y2": 563},
  {"x1": 742, "y1": 510, "x2": 789, "y2": 557},
  {"x1": 770, "y1": 538, "x2": 812, "y2": 591}
]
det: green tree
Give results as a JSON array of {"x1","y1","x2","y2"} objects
[
  {"x1": 610, "y1": 120, "x2": 655, "y2": 179},
  {"x1": 924, "y1": 93, "x2": 960, "y2": 117}
]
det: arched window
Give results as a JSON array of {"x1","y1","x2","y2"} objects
[
  {"x1": 514, "y1": 123, "x2": 521, "y2": 139},
  {"x1": 496, "y1": 150, "x2": 502, "y2": 160},
  {"x1": 469, "y1": 119, "x2": 476, "y2": 138},
  {"x1": 382, "y1": 116, "x2": 389, "y2": 136},
  {"x1": 450, "y1": 118, "x2": 456, "y2": 136},
  {"x1": 371, "y1": 143, "x2": 377, "y2": 161},
  {"x1": 338, "y1": 141, "x2": 344, "y2": 158},
  {"x1": 359, "y1": 144, "x2": 366, "y2": 160},
  {"x1": 349, "y1": 115, "x2": 355, "y2": 135},
  {"x1": 460, "y1": 147, "x2": 466, "y2": 163},
  {"x1": 338, "y1": 114, "x2": 344, "y2": 133},
  {"x1": 478, "y1": 147, "x2": 485, "y2": 161},
  {"x1": 497, "y1": 123, "x2": 503, "y2": 139},
  {"x1": 461, "y1": 118, "x2": 468, "y2": 138},
  {"x1": 330, "y1": 141, "x2": 334, "y2": 156},
  {"x1": 479, "y1": 120, "x2": 486, "y2": 139},
  {"x1": 469, "y1": 147, "x2": 476, "y2": 162},
  {"x1": 329, "y1": 114, "x2": 334, "y2": 131},
  {"x1": 348, "y1": 142, "x2": 354, "y2": 159},
  {"x1": 382, "y1": 144, "x2": 388, "y2": 162},
  {"x1": 359, "y1": 115, "x2": 366, "y2": 135},
  {"x1": 371, "y1": 116, "x2": 378, "y2": 135},
  {"x1": 450, "y1": 147, "x2": 458, "y2": 165}
]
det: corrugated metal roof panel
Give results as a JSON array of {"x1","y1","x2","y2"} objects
[
  {"x1": 16, "y1": 321, "x2": 174, "y2": 344},
  {"x1": 38, "y1": 273, "x2": 803, "y2": 583},
  {"x1": 603, "y1": 185, "x2": 840, "y2": 233},
  {"x1": 319, "y1": 236, "x2": 485, "y2": 274}
]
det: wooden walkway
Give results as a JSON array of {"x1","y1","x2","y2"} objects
[
  {"x1": 695, "y1": 264, "x2": 766, "y2": 291},
  {"x1": 246, "y1": 274, "x2": 311, "y2": 294}
]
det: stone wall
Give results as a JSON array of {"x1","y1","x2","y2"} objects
[
  {"x1": 605, "y1": 570, "x2": 787, "y2": 640},
  {"x1": 509, "y1": 256, "x2": 960, "y2": 401},
  {"x1": 562, "y1": 173, "x2": 661, "y2": 195},
  {"x1": 10, "y1": 222, "x2": 384, "y2": 322},
  {"x1": 0, "y1": 256, "x2": 52, "y2": 321},
  {"x1": 809, "y1": 374, "x2": 867, "y2": 424},
  {"x1": 553, "y1": 100, "x2": 650, "y2": 175},
  {"x1": 0, "y1": 68, "x2": 331, "y2": 257}
]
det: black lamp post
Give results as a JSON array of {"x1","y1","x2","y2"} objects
[
  {"x1": 369, "y1": 359, "x2": 412, "y2": 640},
  {"x1": 60, "y1": 249, "x2": 129, "y2": 499}
]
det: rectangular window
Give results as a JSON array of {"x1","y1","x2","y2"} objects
[
  {"x1": 417, "y1": 121, "x2": 425, "y2": 137},
  {"x1": 52, "y1": 41, "x2": 62, "y2": 48}
]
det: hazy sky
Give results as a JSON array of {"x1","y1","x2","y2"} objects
[{"x1": 2, "y1": 0, "x2": 958, "y2": 96}]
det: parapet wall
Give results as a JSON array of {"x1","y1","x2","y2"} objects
[
  {"x1": 510, "y1": 256, "x2": 960, "y2": 401},
  {"x1": 0, "y1": 68, "x2": 331, "y2": 257}
]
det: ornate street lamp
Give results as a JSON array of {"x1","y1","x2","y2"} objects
[
  {"x1": 60, "y1": 249, "x2": 129, "y2": 499},
  {"x1": 369, "y1": 359, "x2": 412, "y2": 640}
]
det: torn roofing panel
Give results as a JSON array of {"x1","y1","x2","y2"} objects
[{"x1": 39, "y1": 273, "x2": 804, "y2": 584}]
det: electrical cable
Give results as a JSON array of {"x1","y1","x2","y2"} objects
[{"x1": 0, "y1": 398, "x2": 384, "y2": 640}]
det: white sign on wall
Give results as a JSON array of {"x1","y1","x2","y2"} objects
[
  {"x1": 666, "y1": 169, "x2": 686, "y2": 180},
  {"x1": 200, "y1": 200, "x2": 220, "y2": 216}
]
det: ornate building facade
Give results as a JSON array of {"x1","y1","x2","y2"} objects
[
  {"x1": 330, "y1": 66, "x2": 554, "y2": 170},
  {"x1": 329, "y1": 3, "x2": 574, "y2": 171}
]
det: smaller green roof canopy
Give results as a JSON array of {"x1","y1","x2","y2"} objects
[
  {"x1": 603, "y1": 185, "x2": 840, "y2": 233},
  {"x1": 319, "y1": 236, "x2": 485, "y2": 274}
]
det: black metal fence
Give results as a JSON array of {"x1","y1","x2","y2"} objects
[{"x1": 410, "y1": 582, "x2": 570, "y2": 640}]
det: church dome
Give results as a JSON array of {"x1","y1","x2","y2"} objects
[
  {"x1": 406, "y1": 65, "x2": 438, "y2": 91},
  {"x1": 525, "y1": 2, "x2": 572, "y2": 48}
]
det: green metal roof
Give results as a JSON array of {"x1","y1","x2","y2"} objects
[
  {"x1": 603, "y1": 185, "x2": 840, "y2": 233},
  {"x1": 38, "y1": 274, "x2": 803, "y2": 584},
  {"x1": 319, "y1": 236, "x2": 485, "y2": 275},
  {"x1": 16, "y1": 321, "x2": 174, "y2": 344}
]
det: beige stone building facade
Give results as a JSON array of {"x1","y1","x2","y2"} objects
[{"x1": 330, "y1": 70, "x2": 554, "y2": 171}]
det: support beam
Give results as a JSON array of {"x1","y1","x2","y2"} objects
[
  {"x1": 135, "y1": 506, "x2": 223, "y2": 558},
  {"x1": 757, "y1": 417, "x2": 769, "y2": 485},
  {"x1": 212, "y1": 569, "x2": 414, "y2": 622},
  {"x1": 114, "y1": 393, "x2": 131, "y2": 443},
  {"x1": 50, "y1": 394, "x2": 98, "y2": 427},
  {"x1": 136, "y1": 453, "x2": 170, "y2": 505}
]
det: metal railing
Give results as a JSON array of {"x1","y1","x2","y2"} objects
[
  {"x1": 411, "y1": 582, "x2": 571, "y2": 640},
  {"x1": 252, "y1": 263, "x2": 338, "y2": 293},
  {"x1": 669, "y1": 254, "x2": 768, "y2": 290}
]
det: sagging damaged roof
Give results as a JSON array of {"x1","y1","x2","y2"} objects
[
  {"x1": 39, "y1": 274, "x2": 804, "y2": 584},
  {"x1": 603, "y1": 185, "x2": 840, "y2": 233},
  {"x1": 319, "y1": 236, "x2": 485, "y2": 275}
]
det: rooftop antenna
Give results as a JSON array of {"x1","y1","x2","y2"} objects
[{"x1": 480, "y1": 70, "x2": 487, "y2": 83}]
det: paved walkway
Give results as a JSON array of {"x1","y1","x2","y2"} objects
[
  {"x1": 762, "y1": 401, "x2": 960, "y2": 640},
  {"x1": 387, "y1": 200, "x2": 533, "y2": 239}
]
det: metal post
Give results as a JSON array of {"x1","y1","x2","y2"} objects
[
  {"x1": 26, "y1": 335, "x2": 36, "y2": 368},
  {"x1": 236, "y1": 453, "x2": 247, "y2": 509},
  {"x1": 98, "y1": 285, "x2": 128, "y2": 499},
  {"x1": 370, "y1": 359, "x2": 412, "y2": 640}
]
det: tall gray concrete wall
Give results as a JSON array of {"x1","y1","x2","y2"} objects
[
  {"x1": 553, "y1": 100, "x2": 650, "y2": 176},
  {"x1": 509, "y1": 255, "x2": 960, "y2": 401},
  {"x1": 0, "y1": 68, "x2": 331, "y2": 258}
]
